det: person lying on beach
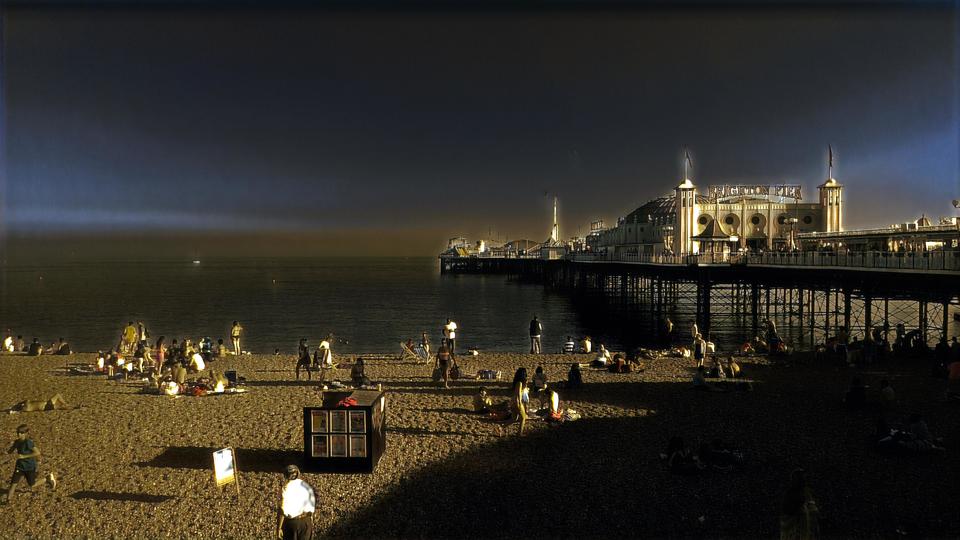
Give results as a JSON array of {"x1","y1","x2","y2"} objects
[{"x1": 8, "y1": 394, "x2": 74, "y2": 413}]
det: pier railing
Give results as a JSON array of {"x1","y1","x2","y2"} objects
[{"x1": 565, "y1": 250, "x2": 960, "y2": 272}]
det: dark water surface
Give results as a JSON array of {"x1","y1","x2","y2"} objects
[{"x1": 0, "y1": 257, "x2": 597, "y2": 354}]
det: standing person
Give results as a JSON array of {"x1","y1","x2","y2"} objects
[
  {"x1": 694, "y1": 333, "x2": 707, "y2": 368},
  {"x1": 276, "y1": 465, "x2": 315, "y2": 540},
  {"x1": 121, "y1": 321, "x2": 138, "y2": 355},
  {"x1": 529, "y1": 315, "x2": 543, "y2": 354},
  {"x1": 2, "y1": 425, "x2": 56, "y2": 505},
  {"x1": 435, "y1": 341, "x2": 453, "y2": 389},
  {"x1": 420, "y1": 332, "x2": 431, "y2": 358},
  {"x1": 296, "y1": 339, "x2": 312, "y2": 381},
  {"x1": 155, "y1": 336, "x2": 167, "y2": 372},
  {"x1": 443, "y1": 318, "x2": 458, "y2": 354},
  {"x1": 779, "y1": 468, "x2": 819, "y2": 540},
  {"x1": 137, "y1": 321, "x2": 148, "y2": 344},
  {"x1": 231, "y1": 321, "x2": 244, "y2": 356}
]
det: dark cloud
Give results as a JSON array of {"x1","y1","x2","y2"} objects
[{"x1": 2, "y1": 4, "x2": 957, "y2": 256}]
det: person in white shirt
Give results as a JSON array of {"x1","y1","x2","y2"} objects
[
  {"x1": 2, "y1": 332, "x2": 14, "y2": 353},
  {"x1": 189, "y1": 352, "x2": 205, "y2": 373},
  {"x1": 277, "y1": 465, "x2": 316, "y2": 540},
  {"x1": 444, "y1": 318, "x2": 458, "y2": 354}
]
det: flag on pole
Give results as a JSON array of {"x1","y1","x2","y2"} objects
[
  {"x1": 828, "y1": 145, "x2": 834, "y2": 168},
  {"x1": 685, "y1": 149, "x2": 693, "y2": 171}
]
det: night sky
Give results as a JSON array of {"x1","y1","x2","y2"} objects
[{"x1": 1, "y1": 2, "x2": 958, "y2": 257}]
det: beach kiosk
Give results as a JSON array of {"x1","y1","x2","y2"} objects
[{"x1": 302, "y1": 390, "x2": 386, "y2": 473}]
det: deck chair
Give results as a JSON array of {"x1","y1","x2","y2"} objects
[{"x1": 399, "y1": 342, "x2": 428, "y2": 363}]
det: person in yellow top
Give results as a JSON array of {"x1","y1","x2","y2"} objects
[
  {"x1": 121, "y1": 321, "x2": 138, "y2": 355},
  {"x1": 230, "y1": 321, "x2": 243, "y2": 355}
]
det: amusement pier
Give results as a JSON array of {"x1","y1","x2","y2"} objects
[{"x1": 440, "y1": 164, "x2": 960, "y2": 349}]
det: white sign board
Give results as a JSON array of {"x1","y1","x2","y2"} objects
[{"x1": 213, "y1": 447, "x2": 237, "y2": 489}]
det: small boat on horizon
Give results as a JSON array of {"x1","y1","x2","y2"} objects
[{"x1": 193, "y1": 260, "x2": 201, "y2": 264}]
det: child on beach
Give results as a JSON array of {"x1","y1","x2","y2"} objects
[{"x1": 2, "y1": 425, "x2": 56, "y2": 505}]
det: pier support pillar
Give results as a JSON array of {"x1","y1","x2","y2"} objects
[
  {"x1": 843, "y1": 289, "x2": 852, "y2": 333},
  {"x1": 943, "y1": 301, "x2": 950, "y2": 341},
  {"x1": 750, "y1": 283, "x2": 759, "y2": 336},
  {"x1": 864, "y1": 293, "x2": 872, "y2": 339}
]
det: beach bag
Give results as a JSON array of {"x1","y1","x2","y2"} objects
[
  {"x1": 431, "y1": 367, "x2": 442, "y2": 382},
  {"x1": 450, "y1": 364, "x2": 462, "y2": 380},
  {"x1": 477, "y1": 369, "x2": 500, "y2": 380}
]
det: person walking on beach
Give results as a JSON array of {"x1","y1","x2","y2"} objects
[
  {"x1": 231, "y1": 321, "x2": 244, "y2": 355},
  {"x1": 435, "y1": 341, "x2": 454, "y2": 389},
  {"x1": 276, "y1": 464, "x2": 316, "y2": 540},
  {"x1": 121, "y1": 321, "x2": 138, "y2": 355},
  {"x1": 296, "y1": 339, "x2": 312, "y2": 381},
  {"x1": 694, "y1": 333, "x2": 707, "y2": 368},
  {"x1": 2, "y1": 425, "x2": 56, "y2": 505},
  {"x1": 529, "y1": 315, "x2": 543, "y2": 354},
  {"x1": 443, "y1": 318, "x2": 458, "y2": 354}
]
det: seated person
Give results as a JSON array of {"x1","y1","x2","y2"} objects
[
  {"x1": 161, "y1": 381, "x2": 180, "y2": 396},
  {"x1": 538, "y1": 386, "x2": 561, "y2": 419},
  {"x1": 728, "y1": 359, "x2": 742, "y2": 378},
  {"x1": 531, "y1": 366, "x2": 548, "y2": 392},
  {"x1": 473, "y1": 387, "x2": 493, "y2": 414},
  {"x1": 199, "y1": 337, "x2": 214, "y2": 362},
  {"x1": 174, "y1": 365, "x2": 188, "y2": 386},
  {"x1": 2, "y1": 334, "x2": 12, "y2": 353},
  {"x1": 666, "y1": 436, "x2": 703, "y2": 475},
  {"x1": 351, "y1": 358, "x2": 371, "y2": 386},
  {"x1": 581, "y1": 336, "x2": 592, "y2": 354},
  {"x1": 9, "y1": 394, "x2": 72, "y2": 412},
  {"x1": 563, "y1": 337, "x2": 576, "y2": 354},
  {"x1": 216, "y1": 339, "x2": 228, "y2": 358},
  {"x1": 692, "y1": 366, "x2": 724, "y2": 392},
  {"x1": 708, "y1": 358, "x2": 727, "y2": 379},
  {"x1": 591, "y1": 345, "x2": 611, "y2": 368},
  {"x1": 189, "y1": 352, "x2": 206, "y2": 373},
  {"x1": 95, "y1": 351, "x2": 107, "y2": 372},
  {"x1": 26, "y1": 338, "x2": 43, "y2": 357},
  {"x1": 843, "y1": 377, "x2": 866, "y2": 410},
  {"x1": 608, "y1": 353, "x2": 630, "y2": 373},
  {"x1": 567, "y1": 363, "x2": 583, "y2": 389},
  {"x1": 14, "y1": 336, "x2": 25, "y2": 353},
  {"x1": 54, "y1": 338, "x2": 71, "y2": 356}
]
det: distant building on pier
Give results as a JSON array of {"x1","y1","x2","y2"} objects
[{"x1": 589, "y1": 163, "x2": 844, "y2": 256}]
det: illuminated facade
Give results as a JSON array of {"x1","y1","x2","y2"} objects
[{"x1": 591, "y1": 174, "x2": 844, "y2": 256}]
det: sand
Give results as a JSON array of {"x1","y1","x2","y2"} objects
[{"x1": 0, "y1": 350, "x2": 957, "y2": 538}]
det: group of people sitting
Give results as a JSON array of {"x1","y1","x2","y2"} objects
[
  {"x1": 2, "y1": 332, "x2": 71, "y2": 356},
  {"x1": 561, "y1": 335, "x2": 593, "y2": 354},
  {"x1": 664, "y1": 436, "x2": 746, "y2": 475},
  {"x1": 472, "y1": 366, "x2": 566, "y2": 436}
]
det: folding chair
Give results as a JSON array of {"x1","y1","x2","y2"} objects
[{"x1": 398, "y1": 342, "x2": 425, "y2": 363}]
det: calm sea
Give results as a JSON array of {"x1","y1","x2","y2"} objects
[{"x1": 0, "y1": 257, "x2": 596, "y2": 355}]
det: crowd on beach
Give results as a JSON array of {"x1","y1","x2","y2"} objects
[{"x1": 3, "y1": 311, "x2": 958, "y2": 538}]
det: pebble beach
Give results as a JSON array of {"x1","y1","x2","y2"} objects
[{"x1": 0, "y1": 350, "x2": 957, "y2": 538}]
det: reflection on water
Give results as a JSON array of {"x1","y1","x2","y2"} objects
[{"x1": 1, "y1": 257, "x2": 954, "y2": 354}]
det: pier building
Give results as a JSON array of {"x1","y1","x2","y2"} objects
[{"x1": 589, "y1": 172, "x2": 843, "y2": 257}]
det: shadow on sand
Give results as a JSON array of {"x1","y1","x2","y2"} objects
[
  {"x1": 69, "y1": 490, "x2": 176, "y2": 503},
  {"x1": 136, "y1": 446, "x2": 302, "y2": 473}
]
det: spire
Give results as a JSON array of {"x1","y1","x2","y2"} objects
[{"x1": 550, "y1": 197, "x2": 559, "y2": 242}]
